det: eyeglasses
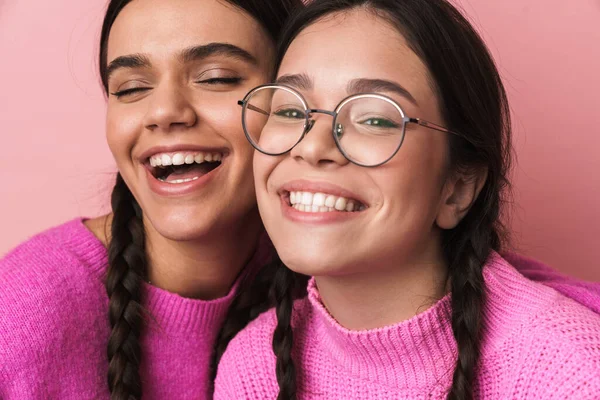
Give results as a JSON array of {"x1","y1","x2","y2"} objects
[{"x1": 238, "y1": 84, "x2": 466, "y2": 167}]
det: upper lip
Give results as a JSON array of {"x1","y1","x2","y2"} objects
[
  {"x1": 138, "y1": 144, "x2": 229, "y2": 163},
  {"x1": 279, "y1": 179, "x2": 368, "y2": 206}
]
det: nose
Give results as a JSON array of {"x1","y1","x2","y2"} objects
[
  {"x1": 289, "y1": 114, "x2": 349, "y2": 167},
  {"x1": 143, "y1": 81, "x2": 197, "y2": 132}
]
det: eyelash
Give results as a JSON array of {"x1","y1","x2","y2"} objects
[
  {"x1": 110, "y1": 87, "x2": 150, "y2": 98},
  {"x1": 199, "y1": 77, "x2": 242, "y2": 85},
  {"x1": 110, "y1": 77, "x2": 242, "y2": 99}
]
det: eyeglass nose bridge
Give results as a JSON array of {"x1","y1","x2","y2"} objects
[{"x1": 304, "y1": 108, "x2": 338, "y2": 135}]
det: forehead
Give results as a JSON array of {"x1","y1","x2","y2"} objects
[
  {"x1": 107, "y1": 0, "x2": 271, "y2": 63},
  {"x1": 279, "y1": 9, "x2": 432, "y2": 101}
]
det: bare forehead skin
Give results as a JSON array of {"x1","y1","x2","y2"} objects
[
  {"x1": 279, "y1": 9, "x2": 438, "y2": 112},
  {"x1": 107, "y1": 0, "x2": 274, "y2": 69}
]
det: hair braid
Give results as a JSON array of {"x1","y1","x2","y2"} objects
[
  {"x1": 210, "y1": 253, "x2": 309, "y2": 396},
  {"x1": 268, "y1": 0, "x2": 512, "y2": 398},
  {"x1": 106, "y1": 174, "x2": 147, "y2": 400},
  {"x1": 98, "y1": 0, "x2": 303, "y2": 397},
  {"x1": 209, "y1": 260, "x2": 278, "y2": 388},
  {"x1": 445, "y1": 199, "x2": 499, "y2": 399},
  {"x1": 270, "y1": 264, "x2": 300, "y2": 400},
  {"x1": 447, "y1": 250, "x2": 485, "y2": 399}
]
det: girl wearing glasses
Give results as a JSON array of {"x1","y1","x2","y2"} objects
[{"x1": 214, "y1": 0, "x2": 600, "y2": 398}]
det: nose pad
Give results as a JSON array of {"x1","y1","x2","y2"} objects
[
  {"x1": 306, "y1": 119, "x2": 316, "y2": 133},
  {"x1": 335, "y1": 123, "x2": 344, "y2": 139}
]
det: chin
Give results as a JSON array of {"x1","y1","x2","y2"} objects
[
  {"x1": 143, "y1": 208, "x2": 219, "y2": 242},
  {"x1": 152, "y1": 220, "x2": 211, "y2": 242},
  {"x1": 277, "y1": 244, "x2": 354, "y2": 278},
  {"x1": 150, "y1": 202, "x2": 260, "y2": 242}
]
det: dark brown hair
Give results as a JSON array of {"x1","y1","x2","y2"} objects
[
  {"x1": 216, "y1": 0, "x2": 512, "y2": 399},
  {"x1": 98, "y1": 0, "x2": 302, "y2": 398}
]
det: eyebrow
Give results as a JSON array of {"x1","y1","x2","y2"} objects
[
  {"x1": 275, "y1": 74, "x2": 418, "y2": 105},
  {"x1": 180, "y1": 43, "x2": 257, "y2": 65},
  {"x1": 105, "y1": 42, "x2": 257, "y2": 82},
  {"x1": 347, "y1": 78, "x2": 418, "y2": 105},
  {"x1": 275, "y1": 73, "x2": 313, "y2": 90},
  {"x1": 105, "y1": 53, "x2": 151, "y2": 81}
]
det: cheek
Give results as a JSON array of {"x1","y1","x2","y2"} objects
[
  {"x1": 209, "y1": 104, "x2": 257, "y2": 190},
  {"x1": 253, "y1": 153, "x2": 282, "y2": 222},
  {"x1": 106, "y1": 104, "x2": 144, "y2": 163},
  {"x1": 377, "y1": 139, "x2": 448, "y2": 218},
  {"x1": 200, "y1": 98, "x2": 256, "y2": 166},
  {"x1": 208, "y1": 105, "x2": 242, "y2": 140},
  {"x1": 252, "y1": 152, "x2": 278, "y2": 195}
]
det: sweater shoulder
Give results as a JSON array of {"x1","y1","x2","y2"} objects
[
  {"x1": 0, "y1": 219, "x2": 107, "y2": 300},
  {"x1": 482, "y1": 255, "x2": 600, "y2": 340},
  {"x1": 505, "y1": 251, "x2": 600, "y2": 314},
  {"x1": 0, "y1": 219, "x2": 107, "y2": 278},
  {"x1": 0, "y1": 220, "x2": 109, "y2": 379},
  {"x1": 481, "y1": 288, "x2": 600, "y2": 398}
]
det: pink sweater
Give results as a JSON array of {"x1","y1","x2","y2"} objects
[
  {"x1": 215, "y1": 253, "x2": 600, "y2": 399},
  {"x1": 0, "y1": 219, "x2": 269, "y2": 399}
]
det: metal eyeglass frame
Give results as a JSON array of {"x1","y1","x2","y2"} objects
[{"x1": 238, "y1": 84, "x2": 468, "y2": 167}]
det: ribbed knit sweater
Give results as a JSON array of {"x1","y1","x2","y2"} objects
[
  {"x1": 215, "y1": 253, "x2": 600, "y2": 399},
  {"x1": 0, "y1": 219, "x2": 268, "y2": 399}
]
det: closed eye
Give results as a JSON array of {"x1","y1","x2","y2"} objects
[
  {"x1": 111, "y1": 87, "x2": 151, "y2": 98},
  {"x1": 197, "y1": 77, "x2": 242, "y2": 85},
  {"x1": 111, "y1": 77, "x2": 241, "y2": 98}
]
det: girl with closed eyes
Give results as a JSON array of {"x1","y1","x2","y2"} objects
[
  {"x1": 213, "y1": 0, "x2": 600, "y2": 398},
  {"x1": 0, "y1": 0, "x2": 300, "y2": 399}
]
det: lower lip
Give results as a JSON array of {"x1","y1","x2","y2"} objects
[
  {"x1": 280, "y1": 196, "x2": 364, "y2": 224},
  {"x1": 145, "y1": 163, "x2": 222, "y2": 197}
]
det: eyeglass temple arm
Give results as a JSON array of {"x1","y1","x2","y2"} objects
[
  {"x1": 237, "y1": 100, "x2": 269, "y2": 116},
  {"x1": 408, "y1": 117, "x2": 471, "y2": 142}
]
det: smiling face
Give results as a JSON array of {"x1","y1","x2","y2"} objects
[
  {"x1": 105, "y1": 0, "x2": 275, "y2": 241},
  {"x1": 254, "y1": 9, "x2": 461, "y2": 276}
]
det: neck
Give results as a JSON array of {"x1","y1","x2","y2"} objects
[
  {"x1": 314, "y1": 246, "x2": 448, "y2": 331},
  {"x1": 143, "y1": 211, "x2": 262, "y2": 300},
  {"x1": 85, "y1": 212, "x2": 263, "y2": 299}
]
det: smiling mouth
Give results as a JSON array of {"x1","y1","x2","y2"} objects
[
  {"x1": 148, "y1": 150, "x2": 223, "y2": 184},
  {"x1": 285, "y1": 190, "x2": 367, "y2": 213}
]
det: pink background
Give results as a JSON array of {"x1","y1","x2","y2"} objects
[{"x1": 0, "y1": 0, "x2": 598, "y2": 280}]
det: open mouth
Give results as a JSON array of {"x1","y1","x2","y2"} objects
[
  {"x1": 148, "y1": 151, "x2": 223, "y2": 184},
  {"x1": 284, "y1": 190, "x2": 367, "y2": 213}
]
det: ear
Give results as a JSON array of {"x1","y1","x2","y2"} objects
[{"x1": 435, "y1": 167, "x2": 488, "y2": 230}]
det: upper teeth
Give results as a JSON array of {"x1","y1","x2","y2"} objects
[
  {"x1": 149, "y1": 151, "x2": 223, "y2": 167},
  {"x1": 289, "y1": 191, "x2": 365, "y2": 212}
]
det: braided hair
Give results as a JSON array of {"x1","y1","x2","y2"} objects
[
  {"x1": 105, "y1": 174, "x2": 146, "y2": 398},
  {"x1": 98, "y1": 0, "x2": 302, "y2": 398},
  {"x1": 260, "y1": 0, "x2": 513, "y2": 398}
]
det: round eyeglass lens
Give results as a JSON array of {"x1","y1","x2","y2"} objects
[
  {"x1": 334, "y1": 95, "x2": 406, "y2": 166},
  {"x1": 242, "y1": 86, "x2": 308, "y2": 155}
]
